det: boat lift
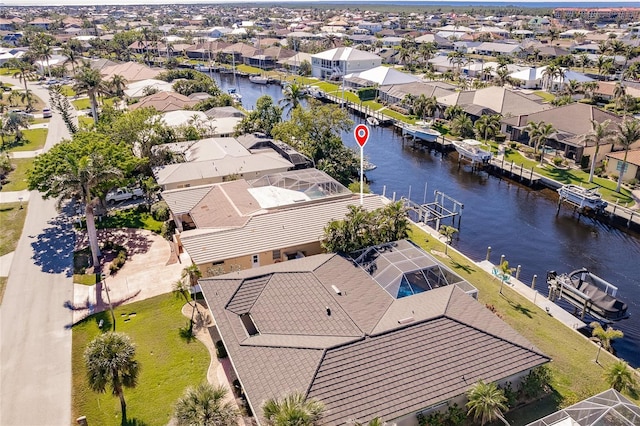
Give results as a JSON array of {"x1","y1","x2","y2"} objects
[{"x1": 402, "y1": 190, "x2": 464, "y2": 230}]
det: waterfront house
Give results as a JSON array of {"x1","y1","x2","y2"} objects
[
  {"x1": 123, "y1": 78, "x2": 174, "y2": 98},
  {"x1": 199, "y1": 240, "x2": 549, "y2": 425},
  {"x1": 378, "y1": 81, "x2": 456, "y2": 106},
  {"x1": 605, "y1": 149, "x2": 640, "y2": 184},
  {"x1": 100, "y1": 61, "x2": 162, "y2": 82},
  {"x1": 311, "y1": 47, "x2": 382, "y2": 80},
  {"x1": 344, "y1": 66, "x2": 420, "y2": 90},
  {"x1": 502, "y1": 103, "x2": 622, "y2": 163},
  {"x1": 152, "y1": 136, "x2": 297, "y2": 190},
  {"x1": 129, "y1": 91, "x2": 198, "y2": 113}
]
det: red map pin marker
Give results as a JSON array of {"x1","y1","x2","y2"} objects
[{"x1": 354, "y1": 124, "x2": 370, "y2": 148}]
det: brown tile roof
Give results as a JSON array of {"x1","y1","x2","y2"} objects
[
  {"x1": 200, "y1": 249, "x2": 549, "y2": 425},
  {"x1": 101, "y1": 61, "x2": 162, "y2": 82},
  {"x1": 189, "y1": 180, "x2": 258, "y2": 229},
  {"x1": 129, "y1": 91, "x2": 198, "y2": 113},
  {"x1": 606, "y1": 149, "x2": 640, "y2": 167}
]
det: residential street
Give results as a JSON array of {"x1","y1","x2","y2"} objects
[{"x1": 0, "y1": 79, "x2": 74, "y2": 426}]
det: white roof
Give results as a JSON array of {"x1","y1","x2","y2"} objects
[
  {"x1": 248, "y1": 186, "x2": 311, "y2": 209},
  {"x1": 345, "y1": 66, "x2": 420, "y2": 86},
  {"x1": 509, "y1": 66, "x2": 594, "y2": 83},
  {"x1": 437, "y1": 25, "x2": 474, "y2": 33},
  {"x1": 312, "y1": 46, "x2": 381, "y2": 62},
  {"x1": 161, "y1": 110, "x2": 209, "y2": 128},
  {"x1": 124, "y1": 78, "x2": 174, "y2": 98}
]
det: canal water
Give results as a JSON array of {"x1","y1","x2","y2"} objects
[{"x1": 212, "y1": 73, "x2": 640, "y2": 367}]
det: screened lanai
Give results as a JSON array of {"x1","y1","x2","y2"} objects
[
  {"x1": 249, "y1": 169, "x2": 351, "y2": 200},
  {"x1": 526, "y1": 389, "x2": 640, "y2": 426},
  {"x1": 350, "y1": 240, "x2": 478, "y2": 299}
]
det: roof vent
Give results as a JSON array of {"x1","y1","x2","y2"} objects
[
  {"x1": 398, "y1": 317, "x2": 415, "y2": 325},
  {"x1": 331, "y1": 285, "x2": 342, "y2": 295}
]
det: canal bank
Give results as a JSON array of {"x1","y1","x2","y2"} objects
[{"x1": 209, "y1": 71, "x2": 640, "y2": 368}]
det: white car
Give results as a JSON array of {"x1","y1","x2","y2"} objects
[
  {"x1": 106, "y1": 187, "x2": 144, "y2": 204},
  {"x1": 42, "y1": 108, "x2": 52, "y2": 118}
]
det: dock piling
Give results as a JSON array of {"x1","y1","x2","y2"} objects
[
  {"x1": 486, "y1": 246, "x2": 491, "y2": 261},
  {"x1": 500, "y1": 254, "x2": 505, "y2": 266},
  {"x1": 532, "y1": 274, "x2": 537, "y2": 290},
  {"x1": 515, "y1": 265, "x2": 521, "y2": 280}
]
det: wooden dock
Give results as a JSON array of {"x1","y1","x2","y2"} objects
[
  {"x1": 323, "y1": 93, "x2": 393, "y2": 125},
  {"x1": 487, "y1": 156, "x2": 542, "y2": 186}
]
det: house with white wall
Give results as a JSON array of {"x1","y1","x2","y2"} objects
[{"x1": 311, "y1": 47, "x2": 382, "y2": 80}]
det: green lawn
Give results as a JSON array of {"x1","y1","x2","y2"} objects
[
  {"x1": 488, "y1": 143, "x2": 634, "y2": 205},
  {"x1": 6, "y1": 128, "x2": 47, "y2": 152},
  {"x1": 407, "y1": 225, "x2": 638, "y2": 407},
  {"x1": 72, "y1": 98, "x2": 91, "y2": 110},
  {"x1": 0, "y1": 202, "x2": 28, "y2": 257},
  {"x1": 1, "y1": 91, "x2": 46, "y2": 112},
  {"x1": 0, "y1": 277, "x2": 6, "y2": 305},
  {"x1": 533, "y1": 91, "x2": 556, "y2": 102},
  {"x1": 0, "y1": 158, "x2": 33, "y2": 192},
  {"x1": 60, "y1": 85, "x2": 76, "y2": 97},
  {"x1": 78, "y1": 116, "x2": 94, "y2": 129},
  {"x1": 88, "y1": 207, "x2": 164, "y2": 234},
  {"x1": 236, "y1": 64, "x2": 263, "y2": 74},
  {"x1": 72, "y1": 293, "x2": 210, "y2": 425},
  {"x1": 73, "y1": 274, "x2": 98, "y2": 285}
]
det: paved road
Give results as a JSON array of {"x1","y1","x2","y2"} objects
[{"x1": 0, "y1": 78, "x2": 74, "y2": 426}]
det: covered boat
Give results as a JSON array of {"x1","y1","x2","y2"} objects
[
  {"x1": 452, "y1": 139, "x2": 492, "y2": 164},
  {"x1": 249, "y1": 75, "x2": 269, "y2": 85},
  {"x1": 547, "y1": 269, "x2": 628, "y2": 321},
  {"x1": 557, "y1": 184, "x2": 608, "y2": 212}
]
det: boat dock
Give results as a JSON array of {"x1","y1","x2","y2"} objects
[
  {"x1": 476, "y1": 260, "x2": 587, "y2": 330},
  {"x1": 486, "y1": 156, "x2": 542, "y2": 186},
  {"x1": 322, "y1": 93, "x2": 393, "y2": 125}
]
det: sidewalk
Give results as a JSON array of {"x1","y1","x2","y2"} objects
[{"x1": 0, "y1": 189, "x2": 30, "y2": 204}]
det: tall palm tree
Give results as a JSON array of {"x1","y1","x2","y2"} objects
[
  {"x1": 8, "y1": 59, "x2": 34, "y2": 95},
  {"x1": 563, "y1": 79, "x2": 580, "y2": 97},
  {"x1": 84, "y1": 332, "x2": 140, "y2": 424},
  {"x1": 451, "y1": 114, "x2": 474, "y2": 139},
  {"x1": 74, "y1": 62, "x2": 107, "y2": 124},
  {"x1": 33, "y1": 42, "x2": 54, "y2": 80},
  {"x1": 466, "y1": 380, "x2": 510, "y2": 426},
  {"x1": 578, "y1": 53, "x2": 591, "y2": 73},
  {"x1": 604, "y1": 360, "x2": 637, "y2": 392},
  {"x1": 583, "y1": 120, "x2": 615, "y2": 183},
  {"x1": 536, "y1": 122, "x2": 556, "y2": 165},
  {"x1": 525, "y1": 121, "x2": 556, "y2": 164},
  {"x1": 108, "y1": 74, "x2": 128, "y2": 99},
  {"x1": 419, "y1": 41, "x2": 437, "y2": 67},
  {"x1": 596, "y1": 56, "x2": 612, "y2": 76},
  {"x1": 262, "y1": 392, "x2": 325, "y2": 426},
  {"x1": 63, "y1": 46, "x2": 80, "y2": 76},
  {"x1": 1, "y1": 112, "x2": 29, "y2": 149},
  {"x1": 581, "y1": 81, "x2": 599, "y2": 100},
  {"x1": 174, "y1": 383, "x2": 239, "y2": 426},
  {"x1": 614, "y1": 118, "x2": 640, "y2": 193}
]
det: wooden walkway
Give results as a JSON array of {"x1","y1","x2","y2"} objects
[
  {"x1": 487, "y1": 156, "x2": 542, "y2": 185},
  {"x1": 323, "y1": 93, "x2": 394, "y2": 125}
]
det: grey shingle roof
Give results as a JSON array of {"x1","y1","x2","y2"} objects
[
  {"x1": 162, "y1": 184, "x2": 214, "y2": 214},
  {"x1": 200, "y1": 249, "x2": 549, "y2": 425}
]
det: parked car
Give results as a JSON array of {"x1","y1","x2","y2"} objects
[
  {"x1": 106, "y1": 187, "x2": 144, "y2": 204},
  {"x1": 42, "y1": 108, "x2": 52, "y2": 118}
]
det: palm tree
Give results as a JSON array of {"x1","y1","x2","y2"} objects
[
  {"x1": 1, "y1": 111, "x2": 29, "y2": 148},
  {"x1": 596, "y1": 55, "x2": 612, "y2": 76},
  {"x1": 475, "y1": 114, "x2": 502, "y2": 141},
  {"x1": 613, "y1": 83, "x2": 626, "y2": 107},
  {"x1": 8, "y1": 59, "x2": 34, "y2": 95},
  {"x1": 74, "y1": 62, "x2": 107, "y2": 124},
  {"x1": 578, "y1": 53, "x2": 591, "y2": 73},
  {"x1": 604, "y1": 360, "x2": 637, "y2": 392},
  {"x1": 536, "y1": 122, "x2": 556, "y2": 166},
  {"x1": 494, "y1": 68, "x2": 511, "y2": 87},
  {"x1": 589, "y1": 321, "x2": 623, "y2": 352},
  {"x1": 419, "y1": 41, "x2": 437, "y2": 67},
  {"x1": 581, "y1": 81, "x2": 599, "y2": 100},
  {"x1": 19, "y1": 90, "x2": 35, "y2": 112},
  {"x1": 63, "y1": 46, "x2": 80, "y2": 76},
  {"x1": 262, "y1": 392, "x2": 325, "y2": 426},
  {"x1": 583, "y1": 120, "x2": 615, "y2": 183},
  {"x1": 614, "y1": 118, "x2": 640, "y2": 193},
  {"x1": 525, "y1": 121, "x2": 556, "y2": 164},
  {"x1": 174, "y1": 383, "x2": 239, "y2": 426},
  {"x1": 108, "y1": 74, "x2": 128, "y2": 99},
  {"x1": 279, "y1": 83, "x2": 305, "y2": 115},
  {"x1": 451, "y1": 114, "x2": 473, "y2": 138},
  {"x1": 84, "y1": 332, "x2": 140, "y2": 424},
  {"x1": 32, "y1": 41, "x2": 54, "y2": 80},
  {"x1": 439, "y1": 225, "x2": 458, "y2": 255},
  {"x1": 466, "y1": 380, "x2": 510, "y2": 426},
  {"x1": 563, "y1": 79, "x2": 580, "y2": 97}
]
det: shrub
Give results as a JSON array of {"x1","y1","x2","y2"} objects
[
  {"x1": 628, "y1": 178, "x2": 638, "y2": 187},
  {"x1": 215, "y1": 340, "x2": 228, "y2": 358},
  {"x1": 495, "y1": 133, "x2": 507, "y2": 143},
  {"x1": 509, "y1": 141, "x2": 519, "y2": 149},
  {"x1": 109, "y1": 248, "x2": 127, "y2": 275},
  {"x1": 161, "y1": 220, "x2": 176, "y2": 240},
  {"x1": 151, "y1": 201, "x2": 170, "y2": 221},
  {"x1": 519, "y1": 365, "x2": 552, "y2": 399},
  {"x1": 552, "y1": 156, "x2": 563, "y2": 166},
  {"x1": 580, "y1": 154, "x2": 590, "y2": 169}
]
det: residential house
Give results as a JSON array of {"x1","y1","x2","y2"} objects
[
  {"x1": 0, "y1": 19, "x2": 16, "y2": 31},
  {"x1": 605, "y1": 149, "x2": 640, "y2": 184},
  {"x1": 509, "y1": 65, "x2": 594, "y2": 91},
  {"x1": 245, "y1": 46, "x2": 296, "y2": 69},
  {"x1": 358, "y1": 21, "x2": 383, "y2": 34},
  {"x1": 28, "y1": 18, "x2": 53, "y2": 30},
  {"x1": 344, "y1": 66, "x2": 420, "y2": 90},
  {"x1": 223, "y1": 43, "x2": 258, "y2": 65},
  {"x1": 184, "y1": 40, "x2": 230, "y2": 60},
  {"x1": 311, "y1": 47, "x2": 382, "y2": 80},
  {"x1": 207, "y1": 26, "x2": 232, "y2": 38},
  {"x1": 378, "y1": 81, "x2": 456, "y2": 105},
  {"x1": 277, "y1": 51, "x2": 313, "y2": 74},
  {"x1": 502, "y1": 103, "x2": 623, "y2": 162},
  {"x1": 471, "y1": 42, "x2": 522, "y2": 57},
  {"x1": 415, "y1": 33, "x2": 454, "y2": 49},
  {"x1": 101, "y1": 61, "x2": 162, "y2": 82},
  {"x1": 123, "y1": 78, "x2": 174, "y2": 98},
  {"x1": 152, "y1": 136, "x2": 295, "y2": 190},
  {"x1": 199, "y1": 239, "x2": 549, "y2": 425},
  {"x1": 438, "y1": 86, "x2": 552, "y2": 120},
  {"x1": 129, "y1": 91, "x2": 198, "y2": 113}
]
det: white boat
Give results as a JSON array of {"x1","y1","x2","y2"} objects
[
  {"x1": 557, "y1": 184, "x2": 608, "y2": 212},
  {"x1": 227, "y1": 88, "x2": 242, "y2": 102},
  {"x1": 366, "y1": 117, "x2": 380, "y2": 127},
  {"x1": 363, "y1": 159, "x2": 377, "y2": 171},
  {"x1": 249, "y1": 75, "x2": 269, "y2": 85},
  {"x1": 404, "y1": 121, "x2": 441, "y2": 142},
  {"x1": 452, "y1": 139, "x2": 492, "y2": 164}
]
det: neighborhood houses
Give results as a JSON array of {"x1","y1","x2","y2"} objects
[{"x1": 0, "y1": 3, "x2": 639, "y2": 426}]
